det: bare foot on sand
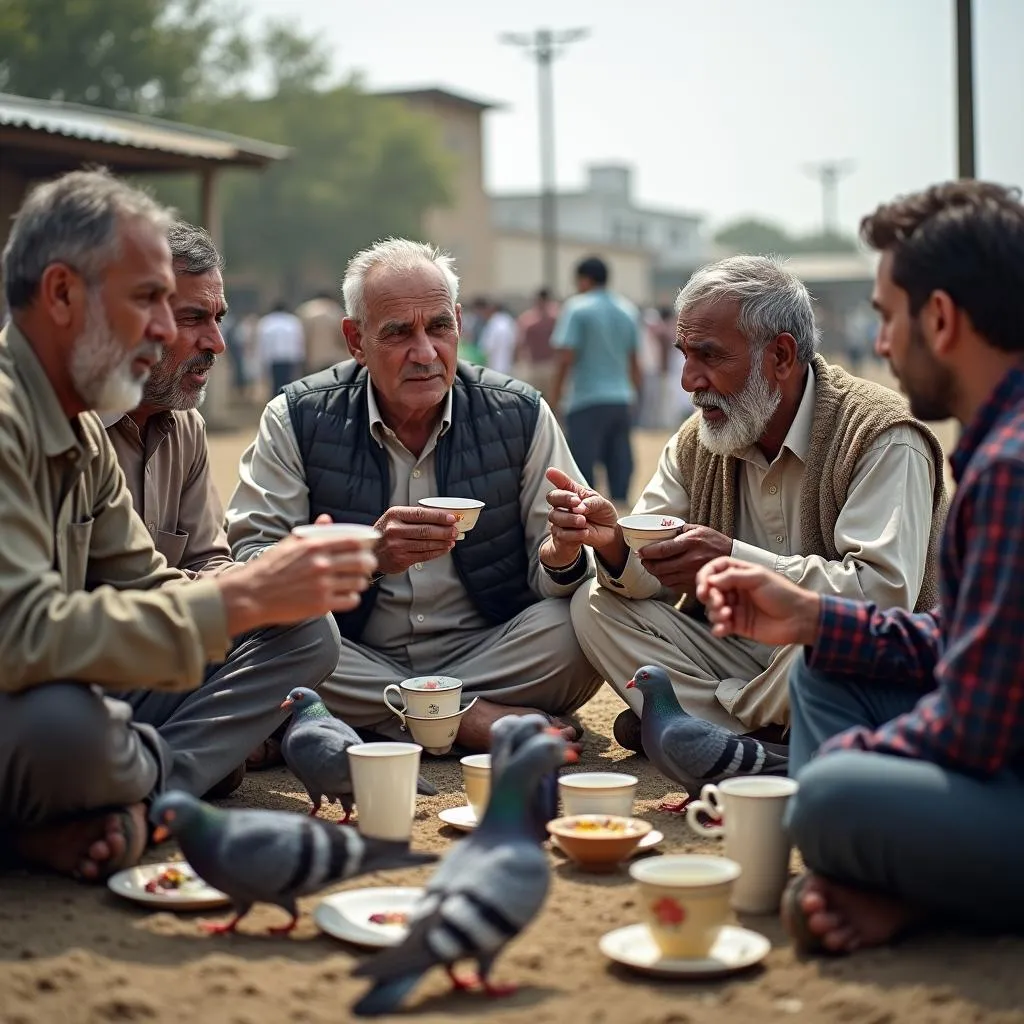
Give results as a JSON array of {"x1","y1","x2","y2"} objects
[
  {"x1": 456, "y1": 699, "x2": 580, "y2": 752},
  {"x1": 15, "y1": 803, "x2": 148, "y2": 882},
  {"x1": 784, "y1": 872, "x2": 919, "y2": 954}
]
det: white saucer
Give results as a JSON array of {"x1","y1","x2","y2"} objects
[
  {"x1": 438, "y1": 805, "x2": 478, "y2": 832},
  {"x1": 551, "y1": 828, "x2": 664, "y2": 858},
  {"x1": 107, "y1": 861, "x2": 231, "y2": 910},
  {"x1": 599, "y1": 923, "x2": 770, "y2": 978},
  {"x1": 314, "y1": 886, "x2": 424, "y2": 948}
]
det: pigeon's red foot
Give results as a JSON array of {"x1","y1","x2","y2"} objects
[
  {"x1": 201, "y1": 913, "x2": 244, "y2": 935},
  {"x1": 339, "y1": 808, "x2": 353, "y2": 825},
  {"x1": 483, "y1": 978, "x2": 518, "y2": 999},
  {"x1": 657, "y1": 797, "x2": 692, "y2": 814},
  {"x1": 307, "y1": 800, "x2": 322, "y2": 818},
  {"x1": 267, "y1": 914, "x2": 299, "y2": 936},
  {"x1": 445, "y1": 966, "x2": 480, "y2": 992}
]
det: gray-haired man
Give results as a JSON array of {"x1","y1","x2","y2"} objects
[
  {"x1": 0, "y1": 171, "x2": 375, "y2": 881},
  {"x1": 102, "y1": 220, "x2": 340, "y2": 796},
  {"x1": 226, "y1": 238, "x2": 603, "y2": 751},
  {"x1": 562, "y1": 255, "x2": 948, "y2": 766}
]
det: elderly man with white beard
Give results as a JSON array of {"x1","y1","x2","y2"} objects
[{"x1": 557, "y1": 254, "x2": 948, "y2": 773}]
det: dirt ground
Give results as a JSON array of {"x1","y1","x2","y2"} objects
[{"x1": 2, "y1": 368, "x2": 1014, "y2": 1024}]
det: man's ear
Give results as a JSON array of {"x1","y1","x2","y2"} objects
[
  {"x1": 922, "y1": 290, "x2": 958, "y2": 358},
  {"x1": 342, "y1": 317, "x2": 366, "y2": 365},
  {"x1": 764, "y1": 331, "x2": 799, "y2": 383},
  {"x1": 455, "y1": 303, "x2": 463, "y2": 336},
  {"x1": 38, "y1": 262, "x2": 85, "y2": 328}
]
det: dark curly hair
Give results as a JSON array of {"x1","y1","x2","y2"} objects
[{"x1": 860, "y1": 181, "x2": 1024, "y2": 353}]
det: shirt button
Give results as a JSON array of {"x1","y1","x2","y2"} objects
[
  {"x1": 769, "y1": 485, "x2": 778, "y2": 495},
  {"x1": 776, "y1": 535, "x2": 784, "y2": 543},
  {"x1": 416, "y1": 614, "x2": 425, "y2": 622},
  {"x1": 414, "y1": 562, "x2": 423, "y2": 571},
  {"x1": 412, "y1": 469, "x2": 422, "y2": 479}
]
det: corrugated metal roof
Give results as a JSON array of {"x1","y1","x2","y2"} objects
[{"x1": 0, "y1": 92, "x2": 289, "y2": 165}]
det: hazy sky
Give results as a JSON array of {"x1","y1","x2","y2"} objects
[{"x1": 244, "y1": 0, "x2": 1023, "y2": 236}]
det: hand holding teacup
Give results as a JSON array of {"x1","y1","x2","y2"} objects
[{"x1": 372, "y1": 505, "x2": 461, "y2": 575}]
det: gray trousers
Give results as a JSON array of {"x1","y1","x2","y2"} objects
[
  {"x1": 784, "y1": 654, "x2": 1024, "y2": 931},
  {"x1": 321, "y1": 598, "x2": 604, "y2": 738},
  {"x1": 0, "y1": 617, "x2": 340, "y2": 832}
]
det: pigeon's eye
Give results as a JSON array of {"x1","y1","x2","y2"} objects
[{"x1": 166, "y1": 810, "x2": 176, "y2": 822}]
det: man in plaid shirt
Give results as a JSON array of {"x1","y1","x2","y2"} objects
[{"x1": 695, "y1": 180, "x2": 1024, "y2": 955}]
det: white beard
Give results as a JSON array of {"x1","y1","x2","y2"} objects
[
  {"x1": 693, "y1": 366, "x2": 783, "y2": 456},
  {"x1": 68, "y1": 294, "x2": 162, "y2": 414}
]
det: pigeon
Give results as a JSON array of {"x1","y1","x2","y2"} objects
[
  {"x1": 150, "y1": 790, "x2": 437, "y2": 936},
  {"x1": 627, "y1": 664, "x2": 789, "y2": 812},
  {"x1": 279, "y1": 686, "x2": 436, "y2": 821},
  {"x1": 489, "y1": 713, "x2": 560, "y2": 842},
  {"x1": 350, "y1": 730, "x2": 578, "y2": 1017}
]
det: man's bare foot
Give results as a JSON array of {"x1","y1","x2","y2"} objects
[
  {"x1": 455, "y1": 699, "x2": 579, "y2": 752},
  {"x1": 14, "y1": 803, "x2": 148, "y2": 882},
  {"x1": 783, "y1": 872, "x2": 919, "y2": 954}
]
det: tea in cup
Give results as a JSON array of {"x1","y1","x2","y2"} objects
[
  {"x1": 629, "y1": 854, "x2": 741, "y2": 959},
  {"x1": 417, "y1": 497, "x2": 486, "y2": 540},
  {"x1": 383, "y1": 675, "x2": 462, "y2": 725},
  {"x1": 558, "y1": 772, "x2": 638, "y2": 817},
  {"x1": 460, "y1": 753, "x2": 491, "y2": 819},
  {"x1": 617, "y1": 513, "x2": 685, "y2": 551}
]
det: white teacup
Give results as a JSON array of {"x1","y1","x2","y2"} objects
[
  {"x1": 383, "y1": 675, "x2": 463, "y2": 725},
  {"x1": 402, "y1": 698, "x2": 479, "y2": 756},
  {"x1": 686, "y1": 776, "x2": 799, "y2": 914},
  {"x1": 559, "y1": 772, "x2": 638, "y2": 817},
  {"x1": 461, "y1": 753, "x2": 491, "y2": 819},
  {"x1": 618, "y1": 513, "x2": 685, "y2": 551},
  {"x1": 347, "y1": 741, "x2": 422, "y2": 841},
  {"x1": 417, "y1": 497, "x2": 486, "y2": 540},
  {"x1": 630, "y1": 854, "x2": 741, "y2": 959},
  {"x1": 291, "y1": 522, "x2": 381, "y2": 549}
]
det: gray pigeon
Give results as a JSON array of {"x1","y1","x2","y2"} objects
[
  {"x1": 150, "y1": 790, "x2": 437, "y2": 935},
  {"x1": 350, "y1": 731, "x2": 577, "y2": 1016},
  {"x1": 628, "y1": 664, "x2": 789, "y2": 811},
  {"x1": 489, "y1": 713, "x2": 560, "y2": 842},
  {"x1": 279, "y1": 686, "x2": 436, "y2": 821}
]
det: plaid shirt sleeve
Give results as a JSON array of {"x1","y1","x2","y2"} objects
[{"x1": 815, "y1": 459, "x2": 1024, "y2": 776}]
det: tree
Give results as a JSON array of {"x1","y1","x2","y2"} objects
[{"x1": 0, "y1": 0, "x2": 250, "y2": 114}]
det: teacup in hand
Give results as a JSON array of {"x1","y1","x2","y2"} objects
[
  {"x1": 417, "y1": 498, "x2": 486, "y2": 540},
  {"x1": 617, "y1": 514, "x2": 685, "y2": 551}
]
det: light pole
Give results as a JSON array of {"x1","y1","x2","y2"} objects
[
  {"x1": 955, "y1": 0, "x2": 975, "y2": 178},
  {"x1": 501, "y1": 27, "x2": 588, "y2": 295},
  {"x1": 803, "y1": 160, "x2": 856, "y2": 237}
]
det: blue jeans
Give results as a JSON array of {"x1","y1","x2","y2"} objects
[
  {"x1": 566, "y1": 402, "x2": 634, "y2": 501},
  {"x1": 784, "y1": 654, "x2": 1024, "y2": 930}
]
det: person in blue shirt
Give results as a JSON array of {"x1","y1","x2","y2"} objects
[{"x1": 550, "y1": 257, "x2": 642, "y2": 504}]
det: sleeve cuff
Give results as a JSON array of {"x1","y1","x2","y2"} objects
[
  {"x1": 730, "y1": 539, "x2": 780, "y2": 572},
  {"x1": 807, "y1": 595, "x2": 872, "y2": 674},
  {"x1": 542, "y1": 548, "x2": 588, "y2": 584}
]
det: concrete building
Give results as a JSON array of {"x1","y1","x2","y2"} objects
[{"x1": 377, "y1": 87, "x2": 500, "y2": 301}]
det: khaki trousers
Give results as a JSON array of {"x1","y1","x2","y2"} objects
[
  {"x1": 570, "y1": 580, "x2": 796, "y2": 732},
  {"x1": 321, "y1": 598, "x2": 604, "y2": 738}
]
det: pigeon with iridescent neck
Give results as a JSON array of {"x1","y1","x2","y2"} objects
[
  {"x1": 279, "y1": 687, "x2": 436, "y2": 821},
  {"x1": 627, "y1": 664, "x2": 788, "y2": 812},
  {"x1": 489, "y1": 713, "x2": 561, "y2": 842}
]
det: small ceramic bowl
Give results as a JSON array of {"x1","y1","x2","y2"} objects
[
  {"x1": 617, "y1": 514, "x2": 685, "y2": 551},
  {"x1": 417, "y1": 498, "x2": 486, "y2": 539},
  {"x1": 546, "y1": 814, "x2": 653, "y2": 873}
]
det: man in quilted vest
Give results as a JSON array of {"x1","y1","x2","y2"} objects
[
  {"x1": 226, "y1": 239, "x2": 602, "y2": 752},
  {"x1": 562, "y1": 254, "x2": 947, "y2": 771}
]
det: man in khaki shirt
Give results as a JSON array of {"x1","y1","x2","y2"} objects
[
  {"x1": 558, "y1": 255, "x2": 946, "y2": 772},
  {"x1": 0, "y1": 170, "x2": 376, "y2": 882},
  {"x1": 103, "y1": 221, "x2": 339, "y2": 797},
  {"x1": 227, "y1": 238, "x2": 603, "y2": 751},
  {"x1": 296, "y1": 291, "x2": 346, "y2": 373}
]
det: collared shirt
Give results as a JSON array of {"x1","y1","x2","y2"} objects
[
  {"x1": 105, "y1": 409, "x2": 235, "y2": 577},
  {"x1": 812, "y1": 365, "x2": 1024, "y2": 777},
  {"x1": 226, "y1": 378, "x2": 594, "y2": 666},
  {"x1": 599, "y1": 366, "x2": 937, "y2": 610},
  {"x1": 0, "y1": 324, "x2": 229, "y2": 694}
]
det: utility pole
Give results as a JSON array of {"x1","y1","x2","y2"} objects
[
  {"x1": 501, "y1": 27, "x2": 588, "y2": 295},
  {"x1": 955, "y1": 0, "x2": 975, "y2": 178},
  {"x1": 803, "y1": 160, "x2": 856, "y2": 237}
]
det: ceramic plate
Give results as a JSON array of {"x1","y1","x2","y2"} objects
[
  {"x1": 551, "y1": 828, "x2": 664, "y2": 858},
  {"x1": 599, "y1": 923, "x2": 770, "y2": 978},
  {"x1": 314, "y1": 887, "x2": 424, "y2": 948},
  {"x1": 107, "y1": 861, "x2": 231, "y2": 910},
  {"x1": 437, "y1": 805, "x2": 478, "y2": 832}
]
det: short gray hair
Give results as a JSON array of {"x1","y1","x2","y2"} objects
[
  {"x1": 167, "y1": 220, "x2": 223, "y2": 275},
  {"x1": 675, "y1": 254, "x2": 820, "y2": 363},
  {"x1": 342, "y1": 237, "x2": 459, "y2": 324},
  {"x1": 2, "y1": 167, "x2": 174, "y2": 310}
]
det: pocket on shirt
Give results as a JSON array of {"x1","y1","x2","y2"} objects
[
  {"x1": 62, "y1": 517, "x2": 94, "y2": 591},
  {"x1": 155, "y1": 529, "x2": 189, "y2": 569}
]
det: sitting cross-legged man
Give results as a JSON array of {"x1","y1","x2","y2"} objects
[
  {"x1": 102, "y1": 220, "x2": 340, "y2": 796},
  {"x1": 696, "y1": 180, "x2": 1024, "y2": 952},
  {"x1": 226, "y1": 238, "x2": 603, "y2": 751},
  {"x1": 0, "y1": 170, "x2": 373, "y2": 882}
]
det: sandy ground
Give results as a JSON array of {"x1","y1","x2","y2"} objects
[{"x1": 2, "y1": 367, "x2": 1016, "y2": 1024}]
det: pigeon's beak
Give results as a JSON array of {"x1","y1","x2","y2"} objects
[
  {"x1": 625, "y1": 678, "x2": 637, "y2": 689},
  {"x1": 562, "y1": 747, "x2": 579, "y2": 765},
  {"x1": 543, "y1": 726, "x2": 564, "y2": 737},
  {"x1": 152, "y1": 825, "x2": 171, "y2": 844},
  {"x1": 280, "y1": 698, "x2": 294, "y2": 709}
]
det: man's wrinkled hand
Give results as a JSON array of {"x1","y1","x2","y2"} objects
[
  {"x1": 542, "y1": 467, "x2": 619, "y2": 566},
  {"x1": 637, "y1": 523, "x2": 732, "y2": 595},
  {"x1": 373, "y1": 505, "x2": 459, "y2": 576}
]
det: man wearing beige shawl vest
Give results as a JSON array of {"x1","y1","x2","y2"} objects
[{"x1": 555, "y1": 255, "x2": 947, "y2": 755}]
